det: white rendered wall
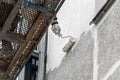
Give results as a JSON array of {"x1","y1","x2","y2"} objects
[{"x1": 47, "y1": 0, "x2": 95, "y2": 72}]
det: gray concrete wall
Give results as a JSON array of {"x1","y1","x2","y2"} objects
[
  {"x1": 98, "y1": 0, "x2": 120, "y2": 80},
  {"x1": 46, "y1": 0, "x2": 120, "y2": 80},
  {"x1": 46, "y1": 31, "x2": 94, "y2": 80}
]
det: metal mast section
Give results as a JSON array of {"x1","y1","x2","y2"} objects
[{"x1": 0, "y1": 0, "x2": 65, "y2": 79}]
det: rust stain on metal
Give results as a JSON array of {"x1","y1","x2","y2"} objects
[{"x1": 0, "y1": 0, "x2": 65, "y2": 79}]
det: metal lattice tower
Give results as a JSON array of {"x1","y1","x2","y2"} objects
[{"x1": 0, "y1": 0, "x2": 65, "y2": 79}]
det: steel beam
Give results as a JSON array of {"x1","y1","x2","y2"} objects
[
  {"x1": 24, "y1": 1, "x2": 51, "y2": 12},
  {"x1": 2, "y1": 0, "x2": 23, "y2": 33},
  {"x1": 0, "y1": 32, "x2": 25, "y2": 45}
]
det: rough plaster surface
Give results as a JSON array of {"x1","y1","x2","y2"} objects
[
  {"x1": 46, "y1": 31, "x2": 94, "y2": 80},
  {"x1": 98, "y1": 1, "x2": 120, "y2": 80},
  {"x1": 46, "y1": 0, "x2": 120, "y2": 80}
]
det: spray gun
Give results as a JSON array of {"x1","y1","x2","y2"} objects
[{"x1": 51, "y1": 16, "x2": 77, "y2": 52}]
